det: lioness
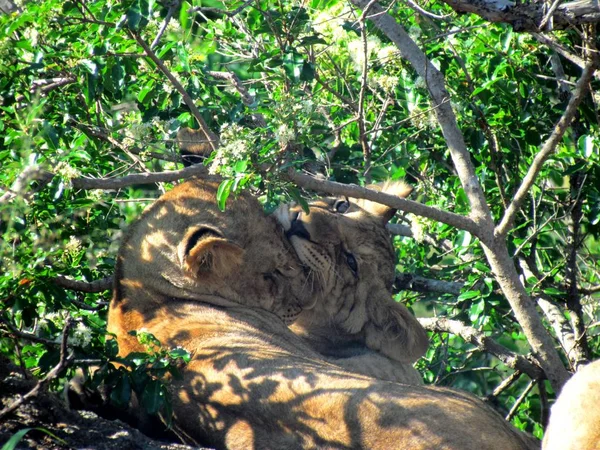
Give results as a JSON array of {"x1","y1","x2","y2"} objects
[
  {"x1": 108, "y1": 176, "x2": 537, "y2": 450},
  {"x1": 543, "y1": 359, "x2": 600, "y2": 450},
  {"x1": 274, "y1": 181, "x2": 427, "y2": 384}
]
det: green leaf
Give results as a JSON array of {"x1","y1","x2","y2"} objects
[
  {"x1": 233, "y1": 160, "x2": 248, "y2": 174},
  {"x1": 469, "y1": 299, "x2": 485, "y2": 322},
  {"x1": 287, "y1": 187, "x2": 309, "y2": 214},
  {"x1": 2, "y1": 428, "x2": 35, "y2": 450},
  {"x1": 216, "y1": 179, "x2": 234, "y2": 212},
  {"x1": 299, "y1": 61, "x2": 315, "y2": 82},
  {"x1": 2, "y1": 428, "x2": 67, "y2": 450},
  {"x1": 126, "y1": 2, "x2": 142, "y2": 30},
  {"x1": 457, "y1": 290, "x2": 480, "y2": 302},
  {"x1": 110, "y1": 375, "x2": 132, "y2": 408},
  {"x1": 179, "y1": 0, "x2": 190, "y2": 29},
  {"x1": 141, "y1": 379, "x2": 165, "y2": 414}
]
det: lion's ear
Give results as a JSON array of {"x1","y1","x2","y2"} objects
[
  {"x1": 364, "y1": 297, "x2": 428, "y2": 363},
  {"x1": 355, "y1": 180, "x2": 413, "y2": 223},
  {"x1": 179, "y1": 226, "x2": 245, "y2": 278}
]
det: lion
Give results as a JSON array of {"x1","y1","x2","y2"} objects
[
  {"x1": 106, "y1": 175, "x2": 538, "y2": 450},
  {"x1": 107, "y1": 176, "x2": 315, "y2": 357},
  {"x1": 543, "y1": 359, "x2": 600, "y2": 450},
  {"x1": 274, "y1": 181, "x2": 427, "y2": 384}
]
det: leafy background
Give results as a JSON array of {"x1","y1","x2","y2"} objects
[{"x1": 1, "y1": 0, "x2": 599, "y2": 442}]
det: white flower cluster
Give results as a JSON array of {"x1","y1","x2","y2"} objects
[
  {"x1": 409, "y1": 106, "x2": 438, "y2": 130},
  {"x1": 69, "y1": 321, "x2": 93, "y2": 348},
  {"x1": 408, "y1": 213, "x2": 430, "y2": 243},
  {"x1": 312, "y1": 6, "x2": 354, "y2": 42},
  {"x1": 376, "y1": 45, "x2": 400, "y2": 64},
  {"x1": 54, "y1": 161, "x2": 81, "y2": 188},
  {"x1": 209, "y1": 123, "x2": 250, "y2": 175},
  {"x1": 64, "y1": 236, "x2": 82, "y2": 259},
  {"x1": 86, "y1": 189, "x2": 103, "y2": 202},
  {"x1": 123, "y1": 122, "x2": 153, "y2": 147},
  {"x1": 371, "y1": 74, "x2": 399, "y2": 94},
  {"x1": 347, "y1": 35, "x2": 382, "y2": 72},
  {"x1": 274, "y1": 124, "x2": 295, "y2": 146}
]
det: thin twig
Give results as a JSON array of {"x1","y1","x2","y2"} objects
[
  {"x1": 419, "y1": 317, "x2": 544, "y2": 379},
  {"x1": 188, "y1": 0, "x2": 255, "y2": 17},
  {"x1": 486, "y1": 370, "x2": 523, "y2": 401},
  {"x1": 151, "y1": 4, "x2": 177, "y2": 49},
  {"x1": 0, "y1": 315, "x2": 60, "y2": 346},
  {"x1": 497, "y1": 58, "x2": 598, "y2": 237},
  {"x1": 130, "y1": 31, "x2": 219, "y2": 151},
  {"x1": 357, "y1": 1, "x2": 377, "y2": 182},
  {"x1": 538, "y1": 0, "x2": 562, "y2": 31},
  {"x1": 505, "y1": 379, "x2": 536, "y2": 421},
  {"x1": 0, "y1": 318, "x2": 75, "y2": 421},
  {"x1": 404, "y1": 0, "x2": 451, "y2": 20}
]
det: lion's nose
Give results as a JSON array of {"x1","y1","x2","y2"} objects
[{"x1": 287, "y1": 213, "x2": 311, "y2": 240}]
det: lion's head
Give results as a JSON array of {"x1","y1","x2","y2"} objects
[
  {"x1": 274, "y1": 181, "x2": 428, "y2": 365},
  {"x1": 108, "y1": 176, "x2": 314, "y2": 356}
]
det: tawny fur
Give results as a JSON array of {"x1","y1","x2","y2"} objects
[
  {"x1": 108, "y1": 176, "x2": 538, "y2": 450},
  {"x1": 275, "y1": 181, "x2": 426, "y2": 384},
  {"x1": 543, "y1": 359, "x2": 600, "y2": 450}
]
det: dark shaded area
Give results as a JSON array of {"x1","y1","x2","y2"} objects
[{"x1": 0, "y1": 356, "x2": 204, "y2": 450}]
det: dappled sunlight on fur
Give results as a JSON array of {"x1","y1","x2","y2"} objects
[
  {"x1": 275, "y1": 181, "x2": 428, "y2": 383},
  {"x1": 107, "y1": 176, "x2": 538, "y2": 449}
]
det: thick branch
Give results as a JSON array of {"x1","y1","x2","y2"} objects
[
  {"x1": 349, "y1": 0, "x2": 494, "y2": 229},
  {"x1": 481, "y1": 242, "x2": 570, "y2": 389},
  {"x1": 419, "y1": 317, "x2": 545, "y2": 380},
  {"x1": 285, "y1": 170, "x2": 481, "y2": 236},
  {"x1": 70, "y1": 163, "x2": 208, "y2": 190},
  {"x1": 496, "y1": 59, "x2": 598, "y2": 237},
  {"x1": 54, "y1": 275, "x2": 113, "y2": 293},
  {"x1": 519, "y1": 257, "x2": 588, "y2": 369},
  {"x1": 394, "y1": 273, "x2": 463, "y2": 296},
  {"x1": 439, "y1": 0, "x2": 600, "y2": 31}
]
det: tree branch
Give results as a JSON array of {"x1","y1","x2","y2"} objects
[
  {"x1": 285, "y1": 170, "x2": 481, "y2": 236},
  {"x1": 53, "y1": 275, "x2": 113, "y2": 293},
  {"x1": 394, "y1": 273, "x2": 463, "y2": 295},
  {"x1": 0, "y1": 318, "x2": 74, "y2": 422},
  {"x1": 70, "y1": 163, "x2": 208, "y2": 190},
  {"x1": 505, "y1": 379, "x2": 536, "y2": 421},
  {"x1": 339, "y1": 0, "x2": 574, "y2": 392},
  {"x1": 519, "y1": 256, "x2": 589, "y2": 370},
  {"x1": 419, "y1": 317, "x2": 545, "y2": 380},
  {"x1": 0, "y1": 315, "x2": 60, "y2": 346},
  {"x1": 437, "y1": 0, "x2": 600, "y2": 32},
  {"x1": 130, "y1": 31, "x2": 219, "y2": 151},
  {"x1": 496, "y1": 58, "x2": 598, "y2": 237}
]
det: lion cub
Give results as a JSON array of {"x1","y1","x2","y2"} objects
[{"x1": 275, "y1": 181, "x2": 428, "y2": 384}]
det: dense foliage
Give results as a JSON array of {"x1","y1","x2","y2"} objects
[{"x1": 1, "y1": 0, "x2": 599, "y2": 443}]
